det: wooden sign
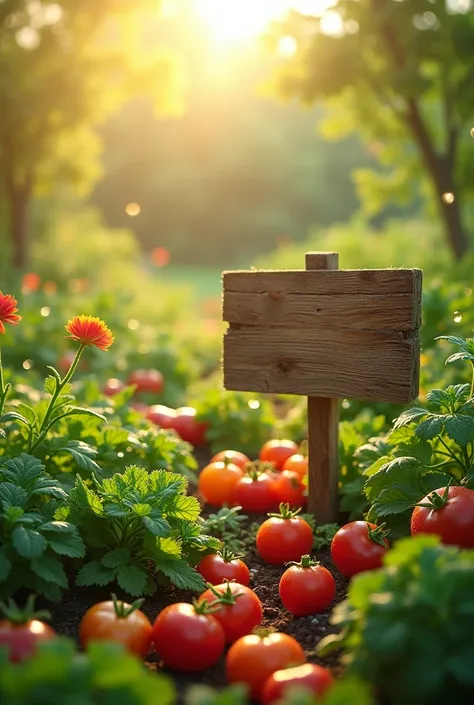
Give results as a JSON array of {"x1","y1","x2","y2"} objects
[{"x1": 222, "y1": 252, "x2": 422, "y2": 523}]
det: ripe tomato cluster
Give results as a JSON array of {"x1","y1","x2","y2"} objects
[{"x1": 198, "y1": 440, "x2": 308, "y2": 511}]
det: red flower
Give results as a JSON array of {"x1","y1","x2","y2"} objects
[
  {"x1": 65, "y1": 315, "x2": 114, "y2": 351},
  {"x1": 0, "y1": 292, "x2": 21, "y2": 334}
]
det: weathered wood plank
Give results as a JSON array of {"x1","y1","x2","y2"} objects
[
  {"x1": 223, "y1": 268, "x2": 422, "y2": 296},
  {"x1": 223, "y1": 291, "x2": 420, "y2": 331},
  {"x1": 223, "y1": 327, "x2": 420, "y2": 403},
  {"x1": 305, "y1": 252, "x2": 340, "y2": 524}
]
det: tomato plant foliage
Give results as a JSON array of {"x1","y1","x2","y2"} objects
[
  {"x1": 320, "y1": 536, "x2": 474, "y2": 705},
  {"x1": 68, "y1": 466, "x2": 220, "y2": 595}
]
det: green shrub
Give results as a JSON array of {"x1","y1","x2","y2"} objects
[
  {"x1": 0, "y1": 638, "x2": 175, "y2": 705},
  {"x1": 0, "y1": 454, "x2": 84, "y2": 601},
  {"x1": 320, "y1": 536, "x2": 474, "y2": 705},
  {"x1": 67, "y1": 466, "x2": 220, "y2": 595}
]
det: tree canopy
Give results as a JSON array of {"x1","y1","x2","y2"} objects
[
  {"x1": 0, "y1": 0, "x2": 180, "y2": 268},
  {"x1": 269, "y1": 0, "x2": 474, "y2": 259}
]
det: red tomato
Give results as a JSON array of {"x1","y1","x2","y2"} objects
[
  {"x1": 410, "y1": 485, "x2": 474, "y2": 548},
  {"x1": 146, "y1": 404, "x2": 177, "y2": 429},
  {"x1": 152, "y1": 601, "x2": 225, "y2": 671},
  {"x1": 0, "y1": 595, "x2": 55, "y2": 664},
  {"x1": 279, "y1": 555, "x2": 336, "y2": 616},
  {"x1": 103, "y1": 378, "x2": 126, "y2": 397},
  {"x1": 256, "y1": 504, "x2": 314, "y2": 565},
  {"x1": 199, "y1": 582, "x2": 263, "y2": 644},
  {"x1": 260, "y1": 440, "x2": 299, "y2": 471},
  {"x1": 262, "y1": 663, "x2": 333, "y2": 705},
  {"x1": 282, "y1": 453, "x2": 308, "y2": 476},
  {"x1": 234, "y1": 472, "x2": 279, "y2": 514},
  {"x1": 211, "y1": 450, "x2": 251, "y2": 471},
  {"x1": 79, "y1": 595, "x2": 152, "y2": 658},
  {"x1": 226, "y1": 631, "x2": 306, "y2": 699},
  {"x1": 273, "y1": 470, "x2": 306, "y2": 508},
  {"x1": 128, "y1": 369, "x2": 164, "y2": 395},
  {"x1": 197, "y1": 550, "x2": 250, "y2": 586},
  {"x1": 331, "y1": 521, "x2": 390, "y2": 578},
  {"x1": 172, "y1": 407, "x2": 208, "y2": 447},
  {"x1": 130, "y1": 402, "x2": 148, "y2": 413},
  {"x1": 198, "y1": 460, "x2": 243, "y2": 507}
]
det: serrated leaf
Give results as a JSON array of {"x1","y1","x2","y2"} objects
[
  {"x1": 174, "y1": 495, "x2": 201, "y2": 521},
  {"x1": 59, "y1": 441, "x2": 101, "y2": 473},
  {"x1": 446, "y1": 352, "x2": 474, "y2": 365},
  {"x1": 31, "y1": 555, "x2": 68, "y2": 587},
  {"x1": 116, "y1": 565, "x2": 148, "y2": 595},
  {"x1": 76, "y1": 561, "x2": 116, "y2": 587},
  {"x1": 156, "y1": 555, "x2": 205, "y2": 591},
  {"x1": 12, "y1": 526, "x2": 47, "y2": 558},
  {"x1": 101, "y1": 547, "x2": 131, "y2": 568},
  {"x1": 0, "y1": 482, "x2": 28, "y2": 509},
  {"x1": 48, "y1": 531, "x2": 85, "y2": 558},
  {"x1": 436, "y1": 335, "x2": 473, "y2": 350},
  {"x1": 415, "y1": 415, "x2": 444, "y2": 440},
  {"x1": 443, "y1": 414, "x2": 474, "y2": 446},
  {"x1": 44, "y1": 376, "x2": 57, "y2": 395},
  {"x1": 143, "y1": 510, "x2": 171, "y2": 537},
  {"x1": 103, "y1": 502, "x2": 128, "y2": 517},
  {"x1": 393, "y1": 407, "x2": 428, "y2": 429},
  {"x1": 0, "y1": 552, "x2": 12, "y2": 581},
  {"x1": 70, "y1": 478, "x2": 104, "y2": 516},
  {"x1": 40, "y1": 521, "x2": 76, "y2": 533}
]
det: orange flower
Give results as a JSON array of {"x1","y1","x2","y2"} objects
[
  {"x1": 0, "y1": 292, "x2": 21, "y2": 334},
  {"x1": 65, "y1": 315, "x2": 114, "y2": 351},
  {"x1": 22, "y1": 272, "x2": 41, "y2": 294}
]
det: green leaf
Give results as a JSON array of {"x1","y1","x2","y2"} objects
[
  {"x1": 31, "y1": 555, "x2": 68, "y2": 587},
  {"x1": 0, "y1": 551, "x2": 12, "y2": 581},
  {"x1": 40, "y1": 521, "x2": 76, "y2": 533},
  {"x1": 12, "y1": 526, "x2": 47, "y2": 558},
  {"x1": 48, "y1": 531, "x2": 85, "y2": 558},
  {"x1": 142, "y1": 510, "x2": 171, "y2": 537},
  {"x1": 174, "y1": 495, "x2": 201, "y2": 521},
  {"x1": 156, "y1": 555, "x2": 205, "y2": 591},
  {"x1": 16, "y1": 403, "x2": 38, "y2": 426},
  {"x1": 446, "y1": 352, "x2": 474, "y2": 365},
  {"x1": 443, "y1": 414, "x2": 474, "y2": 447},
  {"x1": 65, "y1": 406, "x2": 107, "y2": 423},
  {"x1": 101, "y1": 547, "x2": 131, "y2": 569},
  {"x1": 0, "y1": 411, "x2": 30, "y2": 426},
  {"x1": 76, "y1": 561, "x2": 116, "y2": 587},
  {"x1": 415, "y1": 415, "x2": 444, "y2": 440},
  {"x1": 116, "y1": 565, "x2": 148, "y2": 595},
  {"x1": 59, "y1": 440, "x2": 101, "y2": 473},
  {"x1": 44, "y1": 376, "x2": 57, "y2": 395},
  {"x1": 393, "y1": 407, "x2": 428, "y2": 429},
  {"x1": 0, "y1": 482, "x2": 28, "y2": 509}
]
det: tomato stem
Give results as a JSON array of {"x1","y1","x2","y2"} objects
[
  {"x1": 220, "y1": 546, "x2": 244, "y2": 563},
  {"x1": 268, "y1": 503, "x2": 302, "y2": 520},
  {"x1": 366, "y1": 523, "x2": 391, "y2": 547},
  {"x1": 0, "y1": 595, "x2": 51, "y2": 625},
  {"x1": 285, "y1": 554, "x2": 318, "y2": 569},
  {"x1": 414, "y1": 481, "x2": 454, "y2": 510},
  {"x1": 192, "y1": 598, "x2": 222, "y2": 615},
  {"x1": 205, "y1": 581, "x2": 243, "y2": 605},
  {"x1": 111, "y1": 593, "x2": 145, "y2": 619}
]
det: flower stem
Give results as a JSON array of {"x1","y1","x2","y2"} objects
[
  {"x1": 30, "y1": 344, "x2": 86, "y2": 452},
  {"x1": 0, "y1": 347, "x2": 5, "y2": 416}
]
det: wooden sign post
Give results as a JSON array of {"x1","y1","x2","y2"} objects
[{"x1": 222, "y1": 252, "x2": 422, "y2": 523}]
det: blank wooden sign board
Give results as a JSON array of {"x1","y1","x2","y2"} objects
[{"x1": 222, "y1": 252, "x2": 422, "y2": 523}]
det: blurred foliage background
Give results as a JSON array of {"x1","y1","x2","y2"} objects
[{"x1": 1, "y1": 0, "x2": 474, "y2": 449}]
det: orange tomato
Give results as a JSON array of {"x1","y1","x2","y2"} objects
[
  {"x1": 282, "y1": 453, "x2": 308, "y2": 476},
  {"x1": 198, "y1": 461, "x2": 244, "y2": 506},
  {"x1": 79, "y1": 596, "x2": 152, "y2": 658},
  {"x1": 210, "y1": 450, "x2": 251, "y2": 471},
  {"x1": 260, "y1": 440, "x2": 299, "y2": 471}
]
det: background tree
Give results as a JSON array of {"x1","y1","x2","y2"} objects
[
  {"x1": 0, "y1": 0, "x2": 180, "y2": 269},
  {"x1": 269, "y1": 0, "x2": 474, "y2": 260}
]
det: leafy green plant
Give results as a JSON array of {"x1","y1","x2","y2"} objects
[
  {"x1": 320, "y1": 536, "x2": 474, "y2": 705},
  {"x1": 0, "y1": 637, "x2": 175, "y2": 705},
  {"x1": 200, "y1": 506, "x2": 249, "y2": 554},
  {"x1": 357, "y1": 337, "x2": 474, "y2": 534},
  {"x1": 67, "y1": 466, "x2": 220, "y2": 595},
  {"x1": 0, "y1": 453, "x2": 84, "y2": 601},
  {"x1": 192, "y1": 388, "x2": 277, "y2": 456}
]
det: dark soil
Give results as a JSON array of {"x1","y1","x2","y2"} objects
[{"x1": 48, "y1": 508, "x2": 348, "y2": 704}]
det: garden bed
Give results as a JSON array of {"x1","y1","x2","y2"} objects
[{"x1": 47, "y1": 508, "x2": 347, "y2": 704}]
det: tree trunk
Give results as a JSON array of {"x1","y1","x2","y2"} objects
[
  {"x1": 6, "y1": 176, "x2": 32, "y2": 270},
  {"x1": 437, "y1": 181, "x2": 469, "y2": 261}
]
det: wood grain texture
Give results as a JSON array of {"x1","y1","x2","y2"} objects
[
  {"x1": 305, "y1": 253, "x2": 339, "y2": 524},
  {"x1": 223, "y1": 268, "x2": 422, "y2": 296},
  {"x1": 223, "y1": 326, "x2": 419, "y2": 403},
  {"x1": 223, "y1": 291, "x2": 420, "y2": 331}
]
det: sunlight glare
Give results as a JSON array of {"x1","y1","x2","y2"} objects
[{"x1": 194, "y1": 0, "x2": 333, "y2": 45}]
